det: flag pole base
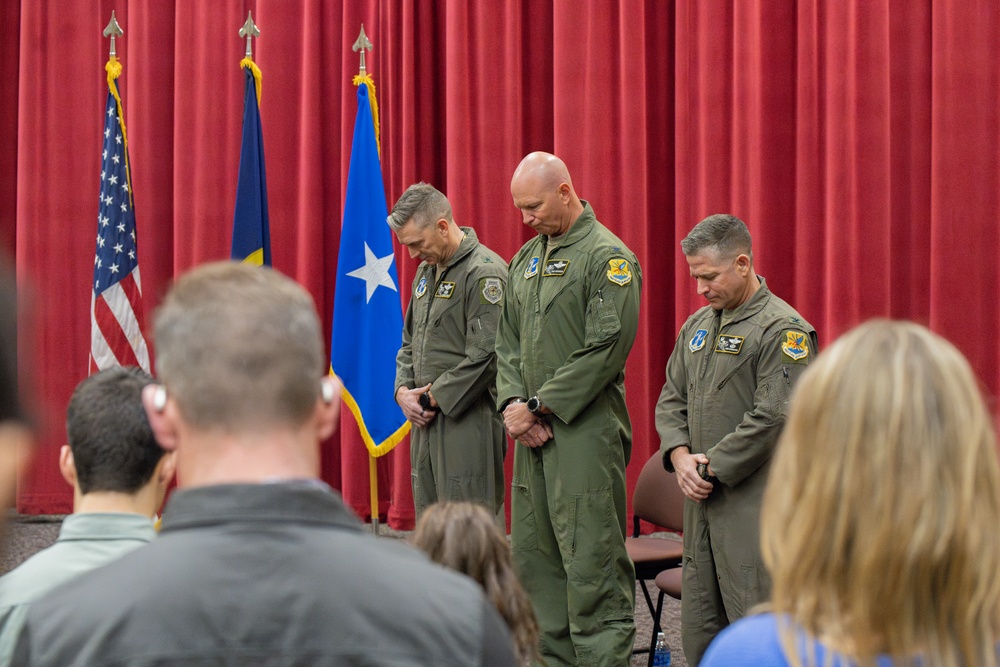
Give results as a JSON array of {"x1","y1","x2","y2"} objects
[{"x1": 370, "y1": 516, "x2": 380, "y2": 537}]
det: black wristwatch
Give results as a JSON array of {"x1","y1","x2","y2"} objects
[
  {"x1": 418, "y1": 392, "x2": 435, "y2": 411},
  {"x1": 526, "y1": 395, "x2": 543, "y2": 415}
]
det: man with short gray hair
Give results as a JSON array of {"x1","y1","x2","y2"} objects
[
  {"x1": 390, "y1": 183, "x2": 508, "y2": 520},
  {"x1": 656, "y1": 214, "x2": 817, "y2": 665},
  {"x1": 15, "y1": 261, "x2": 516, "y2": 667}
]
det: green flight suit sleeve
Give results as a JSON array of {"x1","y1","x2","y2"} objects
[
  {"x1": 393, "y1": 293, "x2": 417, "y2": 396},
  {"x1": 655, "y1": 328, "x2": 691, "y2": 472},
  {"x1": 540, "y1": 253, "x2": 642, "y2": 424},
  {"x1": 431, "y1": 273, "x2": 506, "y2": 419},
  {"x1": 707, "y1": 327, "x2": 817, "y2": 487},
  {"x1": 495, "y1": 258, "x2": 525, "y2": 411}
]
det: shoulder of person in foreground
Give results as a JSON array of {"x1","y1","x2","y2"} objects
[
  {"x1": 12, "y1": 521, "x2": 518, "y2": 666},
  {"x1": 700, "y1": 613, "x2": 789, "y2": 666}
]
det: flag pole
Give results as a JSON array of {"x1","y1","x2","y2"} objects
[
  {"x1": 93, "y1": 11, "x2": 151, "y2": 374},
  {"x1": 353, "y1": 25, "x2": 380, "y2": 537}
]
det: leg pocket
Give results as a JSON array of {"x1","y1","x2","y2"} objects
[
  {"x1": 410, "y1": 437, "x2": 435, "y2": 516},
  {"x1": 510, "y1": 480, "x2": 538, "y2": 552},
  {"x1": 680, "y1": 555, "x2": 704, "y2": 628},
  {"x1": 739, "y1": 563, "x2": 771, "y2": 618},
  {"x1": 446, "y1": 474, "x2": 487, "y2": 504},
  {"x1": 567, "y1": 490, "x2": 614, "y2": 582}
]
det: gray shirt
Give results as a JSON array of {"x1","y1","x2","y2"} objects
[
  {"x1": 14, "y1": 482, "x2": 517, "y2": 667},
  {"x1": 0, "y1": 512, "x2": 155, "y2": 666}
]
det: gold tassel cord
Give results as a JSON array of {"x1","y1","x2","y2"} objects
[
  {"x1": 352, "y1": 74, "x2": 380, "y2": 157},
  {"x1": 105, "y1": 57, "x2": 134, "y2": 208},
  {"x1": 240, "y1": 57, "x2": 263, "y2": 105}
]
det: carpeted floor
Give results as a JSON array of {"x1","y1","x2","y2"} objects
[{"x1": 1, "y1": 513, "x2": 687, "y2": 667}]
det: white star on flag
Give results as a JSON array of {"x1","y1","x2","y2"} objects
[{"x1": 346, "y1": 242, "x2": 397, "y2": 303}]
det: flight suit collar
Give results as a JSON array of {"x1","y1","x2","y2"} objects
[
  {"x1": 540, "y1": 201, "x2": 597, "y2": 248},
  {"x1": 416, "y1": 227, "x2": 480, "y2": 283},
  {"x1": 444, "y1": 227, "x2": 480, "y2": 267},
  {"x1": 718, "y1": 275, "x2": 772, "y2": 328}
]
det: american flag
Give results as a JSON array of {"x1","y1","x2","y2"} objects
[{"x1": 91, "y1": 85, "x2": 150, "y2": 373}]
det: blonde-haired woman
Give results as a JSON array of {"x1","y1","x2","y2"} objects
[
  {"x1": 412, "y1": 502, "x2": 542, "y2": 666},
  {"x1": 702, "y1": 320, "x2": 1000, "y2": 667}
]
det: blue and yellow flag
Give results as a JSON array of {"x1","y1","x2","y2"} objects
[
  {"x1": 230, "y1": 59, "x2": 271, "y2": 266},
  {"x1": 330, "y1": 78, "x2": 408, "y2": 456}
]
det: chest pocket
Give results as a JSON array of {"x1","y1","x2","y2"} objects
[
  {"x1": 416, "y1": 278, "x2": 461, "y2": 325},
  {"x1": 585, "y1": 290, "x2": 621, "y2": 344},
  {"x1": 714, "y1": 343, "x2": 756, "y2": 390}
]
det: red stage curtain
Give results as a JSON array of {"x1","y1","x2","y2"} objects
[{"x1": 2, "y1": 1, "x2": 998, "y2": 528}]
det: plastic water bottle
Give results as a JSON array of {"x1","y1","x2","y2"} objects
[{"x1": 652, "y1": 631, "x2": 671, "y2": 666}]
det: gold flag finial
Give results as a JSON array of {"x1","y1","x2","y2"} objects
[
  {"x1": 352, "y1": 24, "x2": 373, "y2": 77},
  {"x1": 239, "y1": 11, "x2": 261, "y2": 60},
  {"x1": 103, "y1": 11, "x2": 123, "y2": 58}
]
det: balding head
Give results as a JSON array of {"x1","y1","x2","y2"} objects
[
  {"x1": 511, "y1": 152, "x2": 574, "y2": 192},
  {"x1": 510, "y1": 152, "x2": 584, "y2": 236}
]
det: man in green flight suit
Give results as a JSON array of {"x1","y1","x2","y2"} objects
[
  {"x1": 496, "y1": 152, "x2": 641, "y2": 666},
  {"x1": 656, "y1": 214, "x2": 818, "y2": 665},
  {"x1": 391, "y1": 183, "x2": 507, "y2": 519}
]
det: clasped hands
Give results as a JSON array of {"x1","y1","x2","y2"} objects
[
  {"x1": 396, "y1": 384, "x2": 437, "y2": 428},
  {"x1": 503, "y1": 401, "x2": 553, "y2": 448},
  {"x1": 670, "y1": 446, "x2": 715, "y2": 502}
]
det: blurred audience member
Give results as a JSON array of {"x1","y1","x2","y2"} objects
[
  {"x1": 0, "y1": 366, "x2": 173, "y2": 665},
  {"x1": 13, "y1": 262, "x2": 515, "y2": 666},
  {"x1": 0, "y1": 257, "x2": 31, "y2": 524},
  {"x1": 701, "y1": 320, "x2": 1000, "y2": 667},
  {"x1": 413, "y1": 501, "x2": 542, "y2": 666}
]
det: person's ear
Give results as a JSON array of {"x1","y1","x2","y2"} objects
[
  {"x1": 436, "y1": 218, "x2": 449, "y2": 236},
  {"x1": 316, "y1": 376, "x2": 343, "y2": 441},
  {"x1": 735, "y1": 254, "x2": 751, "y2": 276},
  {"x1": 557, "y1": 182, "x2": 571, "y2": 204},
  {"x1": 155, "y1": 450, "x2": 177, "y2": 488},
  {"x1": 142, "y1": 384, "x2": 180, "y2": 452},
  {"x1": 58, "y1": 444, "x2": 77, "y2": 487}
]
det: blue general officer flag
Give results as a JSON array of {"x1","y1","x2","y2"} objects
[
  {"x1": 230, "y1": 60, "x2": 271, "y2": 266},
  {"x1": 331, "y1": 81, "x2": 408, "y2": 456}
]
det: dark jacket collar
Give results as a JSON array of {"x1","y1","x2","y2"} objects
[{"x1": 160, "y1": 481, "x2": 363, "y2": 533}]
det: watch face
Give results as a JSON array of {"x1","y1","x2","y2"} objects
[{"x1": 527, "y1": 397, "x2": 540, "y2": 414}]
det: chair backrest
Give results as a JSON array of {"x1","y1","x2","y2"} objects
[{"x1": 632, "y1": 451, "x2": 685, "y2": 533}]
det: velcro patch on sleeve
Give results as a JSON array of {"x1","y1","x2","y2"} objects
[
  {"x1": 606, "y1": 259, "x2": 632, "y2": 286},
  {"x1": 480, "y1": 277, "x2": 503, "y2": 305},
  {"x1": 781, "y1": 330, "x2": 810, "y2": 363}
]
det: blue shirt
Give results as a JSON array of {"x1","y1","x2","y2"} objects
[{"x1": 702, "y1": 613, "x2": 902, "y2": 666}]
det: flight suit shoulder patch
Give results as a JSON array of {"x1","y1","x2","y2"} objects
[
  {"x1": 415, "y1": 276, "x2": 428, "y2": 298},
  {"x1": 480, "y1": 277, "x2": 503, "y2": 305},
  {"x1": 606, "y1": 258, "x2": 632, "y2": 286},
  {"x1": 781, "y1": 330, "x2": 810, "y2": 364},
  {"x1": 689, "y1": 328, "x2": 709, "y2": 352}
]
